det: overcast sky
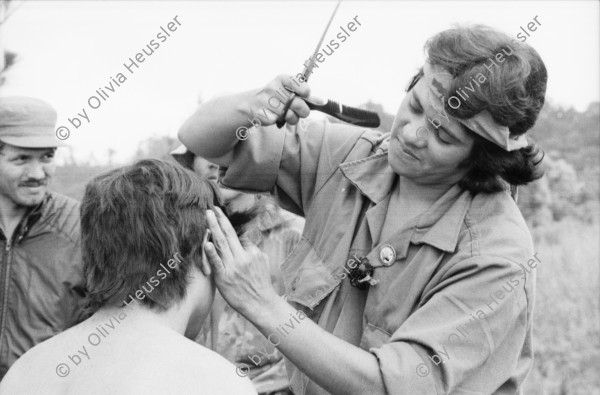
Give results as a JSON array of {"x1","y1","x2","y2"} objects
[{"x1": 2, "y1": 0, "x2": 598, "y2": 164}]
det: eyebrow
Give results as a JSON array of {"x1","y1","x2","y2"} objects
[
  {"x1": 412, "y1": 89, "x2": 463, "y2": 144},
  {"x1": 11, "y1": 149, "x2": 56, "y2": 157}
]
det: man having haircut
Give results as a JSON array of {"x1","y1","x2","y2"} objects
[
  {"x1": 0, "y1": 159, "x2": 256, "y2": 395},
  {"x1": 172, "y1": 145, "x2": 304, "y2": 394}
]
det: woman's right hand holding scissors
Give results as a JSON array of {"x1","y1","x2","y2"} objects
[{"x1": 248, "y1": 74, "x2": 311, "y2": 127}]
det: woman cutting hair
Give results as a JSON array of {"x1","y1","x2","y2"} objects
[{"x1": 179, "y1": 25, "x2": 547, "y2": 395}]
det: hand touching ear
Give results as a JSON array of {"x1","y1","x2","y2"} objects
[{"x1": 203, "y1": 207, "x2": 278, "y2": 317}]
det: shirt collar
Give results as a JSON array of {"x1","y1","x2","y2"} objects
[
  {"x1": 411, "y1": 184, "x2": 471, "y2": 253},
  {"x1": 339, "y1": 152, "x2": 395, "y2": 203},
  {"x1": 339, "y1": 151, "x2": 472, "y2": 255},
  {"x1": 0, "y1": 193, "x2": 48, "y2": 243}
]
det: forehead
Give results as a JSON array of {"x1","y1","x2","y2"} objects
[
  {"x1": 411, "y1": 65, "x2": 473, "y2": 142},
  {"x1": 415, "y1": 63, "x2": 450, "y2": 106},
  {"x1": 0, "y1": 143, "x2": 56, "y2": 156}
]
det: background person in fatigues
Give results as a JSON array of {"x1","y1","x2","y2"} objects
[
  {"x1": 179, "y1": 25, "x2": 547, "y2": 394},
  {"x1": 172, "y1": 145, "x2": 304, "y2": 395}
]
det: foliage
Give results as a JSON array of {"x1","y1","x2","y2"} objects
[
  {"x1": 522, "y1": 219, "x2": 600, "y2": 395},
  {"x1": 0, "y1": 0, "x2": 18, "y2": 87},
  {"x1": 529, "y1": 101, "x2": 600, "y2": 198}
]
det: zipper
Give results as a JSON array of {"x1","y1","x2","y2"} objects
[
  {"x1": 0, "y1": 200, "x2": 45, "y2": 363},
  {"x1": 0, "y1": 238, "x2": 13, "y2": 360}
]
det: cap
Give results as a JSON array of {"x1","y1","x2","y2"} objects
[
  {"x1": 170, "y1": 144, "x2": 195, "y2": 170},
  {"x1": 0, "y1": 96, "x2": 66, "y2": 148}
]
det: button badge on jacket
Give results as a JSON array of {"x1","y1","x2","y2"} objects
[{"x1": 379, "y1": 244, "x2": 396, "y2": 266}]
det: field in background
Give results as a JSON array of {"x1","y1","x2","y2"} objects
[{"x1": 522, "y1": 220, "x2": 599, "y2": 395}]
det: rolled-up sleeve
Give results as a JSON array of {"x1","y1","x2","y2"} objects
[
  {"x1": 219, "y1": 120, "x2": 366, "y2": 216},
  {"x1": 370, "y1": 256, "x2": 533, "y2": 394}
]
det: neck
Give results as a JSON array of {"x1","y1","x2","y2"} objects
[
  {"x1": 92, "y1": 265, "x2": 209, "y2": 338},
  {"x1": 94, "y1": 301, "x2": 191, "y2": 336},
  {"x1": 398, "y1": 176, "x2": 453, "y2": 206},
  {"x1": 0, "y1": 196, "x2": 29, "y2": 239}
]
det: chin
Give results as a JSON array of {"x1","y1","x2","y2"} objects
[
  {"x1": 388, "y1": 150, "x2": 416, "y2": 177},
  {"x1": 15, "y1": 192, "x2": 46, "y2": 207}
]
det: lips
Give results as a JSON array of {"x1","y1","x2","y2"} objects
[
  {"x1": 20, "y1": 182, "x2": 46, "y2": 188},
  {"x1": 397, "y1": 138, "x2": 419, "y2": 160}
]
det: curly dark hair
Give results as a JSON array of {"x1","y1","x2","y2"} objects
[{"x1": 408, "y1": 25, "x2": 547, "y2": 193}]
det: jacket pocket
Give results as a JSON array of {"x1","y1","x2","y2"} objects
[{"x1": 281, "y1": 236, "x2": 339, "y2": 310}]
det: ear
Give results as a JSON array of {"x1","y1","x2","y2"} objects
[
  {"x1": 207, "y1": 179, "x2": 225, "y2": 209},
  {"x1": 200, "y1": 230, "x2": 212, "y2": 276}
]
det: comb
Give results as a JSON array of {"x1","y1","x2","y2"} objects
[{"x1": 302, "y1": 96, "x2": 380, "y2": 128}]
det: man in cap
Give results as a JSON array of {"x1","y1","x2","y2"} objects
[{"x1": 0, "y1": 96, "x2": 86, "y2": 379}]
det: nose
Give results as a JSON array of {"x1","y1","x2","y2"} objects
[
  {"x1": 402, "y1": 123, "x2": 429, "y2": 148},
  {"x1": 25, "y1": 162, "x2": 46, "y2": 180}
]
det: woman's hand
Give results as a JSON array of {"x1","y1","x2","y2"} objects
[
  {"x1": 203, "y1": 210, "x2": 385, "y2": 395},
  {"x1": 249, "y1": 74, "x2": 311, "y2": 126},
  {"x1": 203, "y1": 207, "x2": 279, "y2": 316},
  {"x1": 178, "y1": 74, "x2": 311, "y2": 166}
]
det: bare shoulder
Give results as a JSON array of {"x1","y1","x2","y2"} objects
[
  {"x1": 0, "y1": 361, "x2": 22, "y2": 394},
  {"x1": 0, "y1": 343, "x2": 59, "y2": 395},
  {"x1": 176, "y1": 339, "x2": 256, "y2": 394},
  {"x1": 131, "y1": 336, "x2": 256, "y2": 395}
]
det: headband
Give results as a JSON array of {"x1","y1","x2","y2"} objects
[{"x1": 423, "y1": 62, "x2": 528, "y2": 151}]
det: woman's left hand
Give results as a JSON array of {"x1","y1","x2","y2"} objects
[
  {"x1": 203, "y1": 207, "x2": 279, "y2": 316},
  {"x1": 203, "y1": 210, "x2": 383, "y2": 395}
]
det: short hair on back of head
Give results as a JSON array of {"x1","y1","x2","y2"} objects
[{"x1": 81, "y1": 159, "x2": 224, "y2": 312}]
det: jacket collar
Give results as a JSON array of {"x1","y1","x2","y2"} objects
[
  {"x1": 339, "y1": 152, "x2": 472, "y2": 256},
  {"x1": 339, "y1": 151, "x2": 395, "y2": 204},
  {"x1": 411, "y1": 184, "x2": 471, "y2": 254},
  {"x1": 0, "y1": 193, "x2": 48, "y2": 244}
]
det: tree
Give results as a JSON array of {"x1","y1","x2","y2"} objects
[{"x1": 0, "y1": 0, "x2": 19, "y2": 87}]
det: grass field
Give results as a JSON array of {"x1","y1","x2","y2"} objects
[{"x1": 522, "y1": 219, "x2": 600, "y2": 395}]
